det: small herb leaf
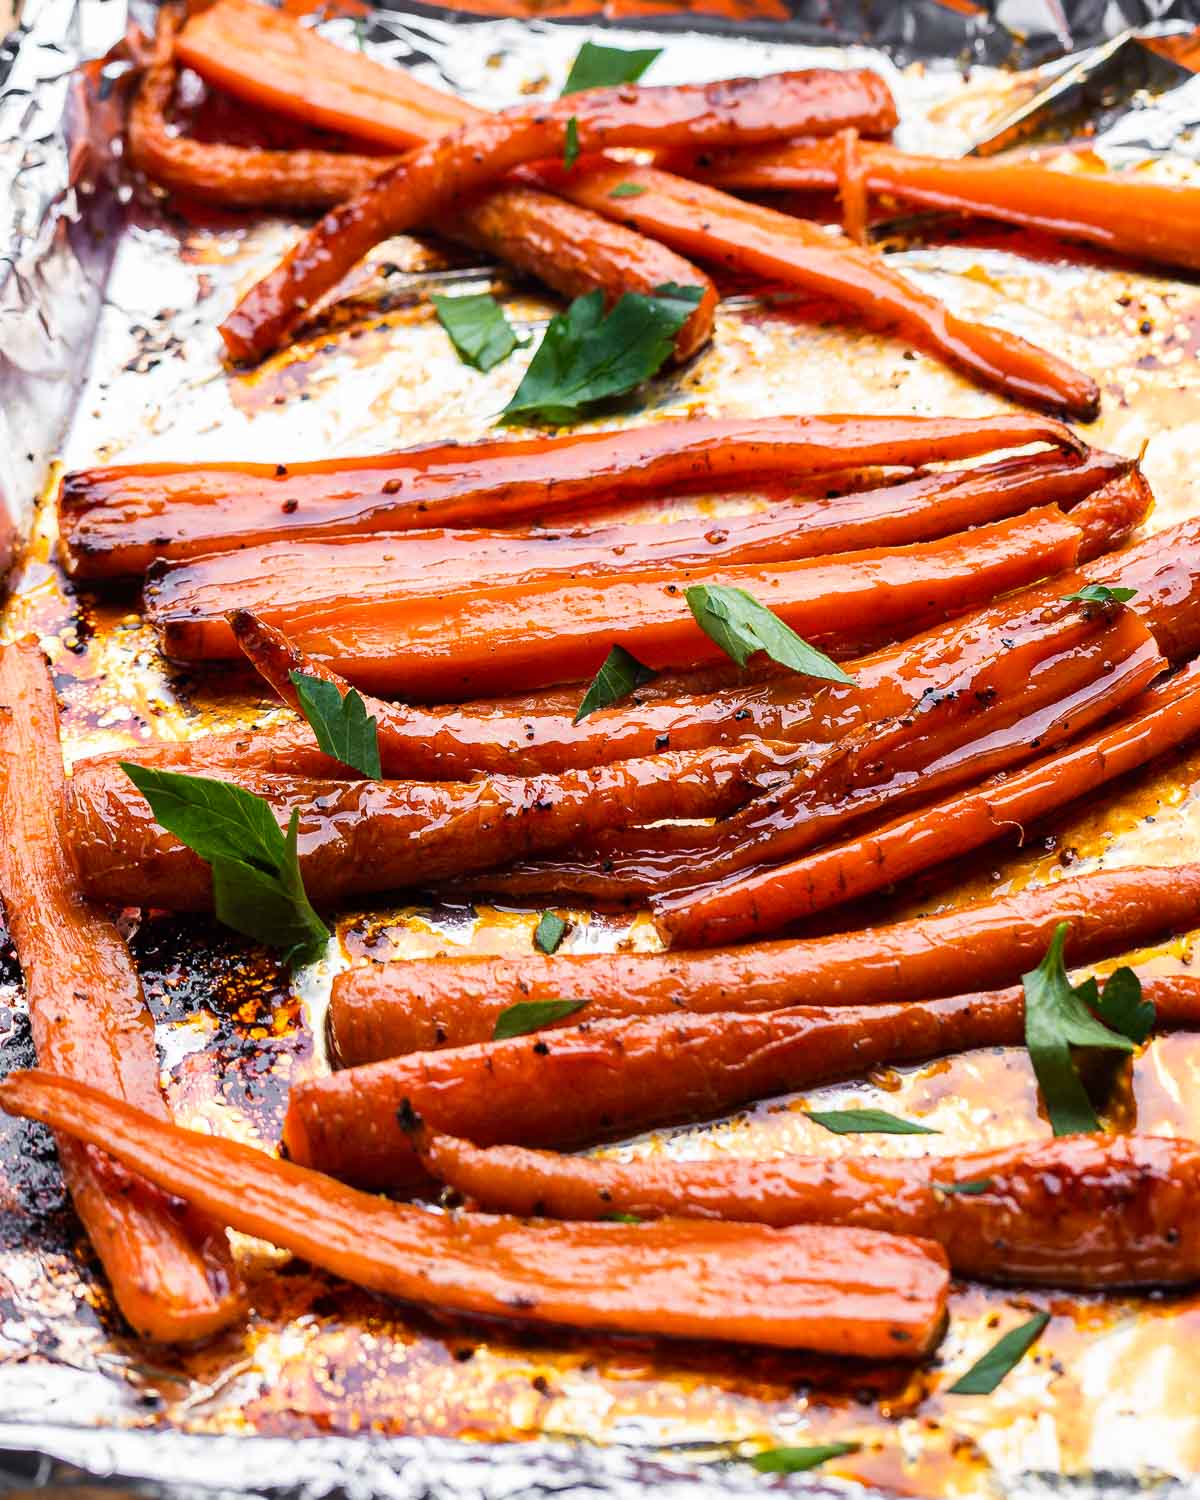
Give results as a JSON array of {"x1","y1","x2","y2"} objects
[
  {"x1": 609, "y1": 181, "x2": 647, "y2": 198},
  {"x1": 493, "y1": 998, "x2": 588, "y2": 1040},
  {"x1": 947, "y1": 1312, "x2": 1051, "y2": 1395},
  {"x1": 685, "y1": 584, "x2": 855, "y2": 683},
  {"x1": 501, "y1": 286, "x2": 702, "y2": 426},
  {"x1": 1093, "y1": 965, "x2": 1155, "y2": 1044},
  {"x1": 575, "y1": 644, "x2": 658, "y2": 722},
  {"x1": 562, "y1": 39, "x2": 662, "y2": 94},
  {"x1": 563, "y1": 116, "x2": 580, "y2": 170},
  {"x1": 602, "y1": 1211, "x2": 643, "y2": 1224},
  {"x1": 290, "y1": 672, "x2": 382, "y2": 779},
  {"x1": 750, "y1": 1443, "x2": 860, "y2": 1474},
  {"x1": 533, "y1": 911, "x2": 568, "y2": 954},
  {"x1": 933, "y1": 1177, "x2": 994, "y2": 1196},
  {"x1": 805, "y1": 1107, "x2": 938, "y2": 1136},
  {"x1": 431, "y1": 292, "x2": 527, "y2": 373},
  {"x1": 1062, "y1": 583, "x2": 1137, "y2": 605},
  {"x1": 1022, "y1": 923, "x2": 1136, "y2": 1136}
]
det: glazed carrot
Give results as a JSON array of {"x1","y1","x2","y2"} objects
[
  {"x1": 665, "y1": 654, "x2": 1200, "y2": 947},
  {"x1": 219, "y1": 72, "x2": 879, "y2": 362},
  {"x1": 327, "y1": 863, "x2": 1200, "y2": 1060},
  {"x1": 418, "y1": 1117, "x2": 1200, "y2": 1289},
  {"x1": 0, "y1": 643, "x2": 243, "y2": 1342},
  {"x1": 222, "y1": 505, "x2": 1082, "y2": 697},
  {"x1": 540, "y1": 160, "x2": 1101, "y2": 420},
  {"x1": 0, "y1": 1070, "x2": 949, "y2": 1358},
  {"x1": 144, "y1": 447, "x2": 1133, "y2": 664},
  {"x1": 685, "y1": 138, "x2": 1200, "y2": 273},
  {"x1": 67, "y1": 741, "x2": 791, "y2": 911}
]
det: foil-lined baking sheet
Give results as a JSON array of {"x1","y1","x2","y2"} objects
[{"x1": 8, "y1": 0, "x2": 1200, "y2": 1495}]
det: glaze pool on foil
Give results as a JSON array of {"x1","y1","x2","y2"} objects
[{"x1": 6, "y1": 0, "x2": 1200, "y2": 1494}]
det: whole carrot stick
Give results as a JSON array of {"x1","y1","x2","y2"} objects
[
  {"x1": 664, "y1": 654, "x2": 1200, "y2": 947},
  {"x1": 685, "y1": 138, "x2": 1200, "y2": 273},
  {"x1": 0, "y1": 1070, "x2": 949, "y2": 1357},
  {"x1": 540, "y1": 159, "x2": 1101, "y2": 420},
  {"x1": 0, "y1": 644, "x2": 244, "y2": 1342},
  {"x1": 60, "y1": 411, "x2": 1079, "y2": 580},
  {"x1": 145, "y1": 447, "x2": 1131, "y2": 664},
  {"x1": 237, "y1": 505, "x2": 1082, "y2": 698},
  {"x1": 219, "y1": 71, "x2": 876, "y2": 361},
  {"x1": 68, "y1": 741, "x2": 791, "y2": 911},
  {"x1": 417, "y1": 1115, "x2": 1200, "y2": 1289},
  {"x1": 327, "y1": 864, "x2": 1200, "y2": 1062}
]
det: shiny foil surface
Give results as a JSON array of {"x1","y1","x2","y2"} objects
[{"x1": 6, "y1": 0, "x2": 1200, "y2": 1494}]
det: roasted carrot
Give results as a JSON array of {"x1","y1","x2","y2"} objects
[
  {"x1": 684, "y1": 138, "x2": 1200, "y2": 273},
  {"x1": 223, "y1": 505, "x2": 1083, "y2": 697},
  {"x1": 418, "y1": 1121, "x2": 1200, "y2": 1289},
  {"x1": 540, "y1": 159, "x2": 1101, "y2": 420},
  {"x1": 0, "y1": 1070, "x2": 949, "y2": 1357},
  {"x1": 0, "y1": 643, "x2": 243, "y2": 1342},
  {"x1": 59, "y1": 411, "x2": 1080, "y2": 580},
  {"x1": 219, "y1": 71, "x2": 881, "y2": 362},
  {"x1": 68, "y1": 741, "x2": 792, "y2": 911},
  {"x1": 145, "y1": 447, "x2": 1132, "y2": 664},
  {"x1": 665, "y1": 653, "x2": 1200, "y2": 947}
]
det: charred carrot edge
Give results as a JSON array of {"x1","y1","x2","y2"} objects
[
  {"x1": 0, "y1": 1069, "x2": 950, "y2": 1358},
  {"x1": 416, "y1": 1093, "x2": 1200, "y2": 1289},
  {"x1": 0, "y1": 643, "x2": 243, "y2": 1341},
  {"x1": 59, "y1": 410, "x2": 1084, "y2": 580},
  {"x1": 539, "y1": 159, "x2": 1101, "y2": 421},
  {"x1": 684, "y1": 138, "x2": 1200, "y2": 273},
  {"x1": 326, "y1": 863, "x2": 1200, "y2": 1061},
  {"x1": 68, "y1": 740, "x2": 793, "y2": 911},
  {"x1": 662, "y1": 652, "x2": 1200, "y2": 947},
  {"x1": 220, "y1": 504, "x2": 1084, "y2": 699}
]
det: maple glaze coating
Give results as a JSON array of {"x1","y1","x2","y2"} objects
[
  {"x1": 66, "y1": 741, "x2": 790, "y2": 910},
  {"x1": 421, "y1": 1130, "x2": 1200, "y2": 1290},
  {"x1": 146, "y1": 448, "x2": 1131, "y2": 664},
  {"x1": 0, "y1": 644, "x2": 243, "y2": 1342},
  {"x1": 684, "y1": 138, "x2": 1200, "y2": 273},
  {"x1": 542, "y1": 160, "x2": 1101, "y2": 419},
  {"x1": 0, "y1": 1070, "x2": 949, "y2": 1357},
  {"x1": 58, "y1": 411, "x2": 1081, "y2": 579},
  {"x1": 327, "y1": 865, "x2": 1200, "y2": 1062}
]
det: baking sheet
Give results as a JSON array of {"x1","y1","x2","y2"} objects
[{"x1": 8, "y1": 1, "x2": 1200, "y2": 1495}]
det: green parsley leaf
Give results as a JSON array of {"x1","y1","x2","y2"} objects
[
  {"x1": 501, "y1": 285, "x2": 702, "y2": 426},
  {"x1": 493, "y1": 998, "x2": 589, "y2": 1041},
  {"x1": 750, "y1": 1443, "x2": 860, "y2": 1474},
  {"x1": 120, "y1": 764, "x2": 330, "y2": 966},
  {"x1": 563, "y1": 116, "x2": 580, "y2": 170},
  {"x1": 933, "y1": 1177, "x2": 994, "y2": 1196},
  {"x1": 602, "y1": 1211, "x2": 643, "y2": 1224},
  {"x1": 533, "y1": 911, "x2": 568, "y2": 954},
  {"x1": 574, "y1": 644, "x2": 657, "y2": 723},
  {"x1": 431, "y1": 292, "x2": 527, "y2": 373},
  {"x1": 562, "y1": 39, "x2": 662, "y2": 95},
  {"x1": 1023, "y1": 923, "x2": 1137, "y2": 1136},
  {"x1": 684, "y1": 584, "x2": 855, "y2": 683},
  {"x1": 947, "y1": 1312, "x2": 1051, "y2": 1395},
  {"x1": 290, "y1": 671, "x2": 381, "y2": 779},
  {"x1": 609, "y1": 181, "x2": 647, "y2": 199},
  {"x1": 1061, "y1": 583, "x2": 1137, "y2": 606},
  {"x1": 1093, "y1": 965, "x2": 1155, "y2": 1044},
  {"x1": 805, "y1": 1107, "x2": 938, "y2": 1136}
]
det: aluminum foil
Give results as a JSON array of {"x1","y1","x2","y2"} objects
[{"x1": 8, "y1": 0, "x2": 1200, "y2": 1496}]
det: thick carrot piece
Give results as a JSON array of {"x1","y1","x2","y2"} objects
[
  {"x1": 419, "y1": 1113, "x2": 1200, "y2": 1289},
  {"x1": 146, "y1": 448, "x2": 1131, "y2": 663},
  {"x1": 686, "y1": 139, "x2": 1200, "y2": 273},
  {"x1": 0, "y1": 644, "x2": 243, "y2": 1342},
  {"x1": 665, "y1": 654, "x2": 1200, "y2": 947},
  {"x1": 327, "y1": 863, "x2": 1200, "y2": 1061},
  {"x1": 58, "y1": 410, "x2": 1082, "y2": 580},
  {"x1": 542, "y1": 160, "x2": 1101, "y2": 420},
  {"x1": 0, "y1": 1071, "x2": 947, "y2": 1358},
  {"x1": 238, "y1": 505, "x2": 1082, "y2": 697},
  {"x1": 67, "y1": 742, "x2": 790, "y2": 911},
  {"x1": 219, "y1": 72, "x2": 878, "y2": 362}
]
